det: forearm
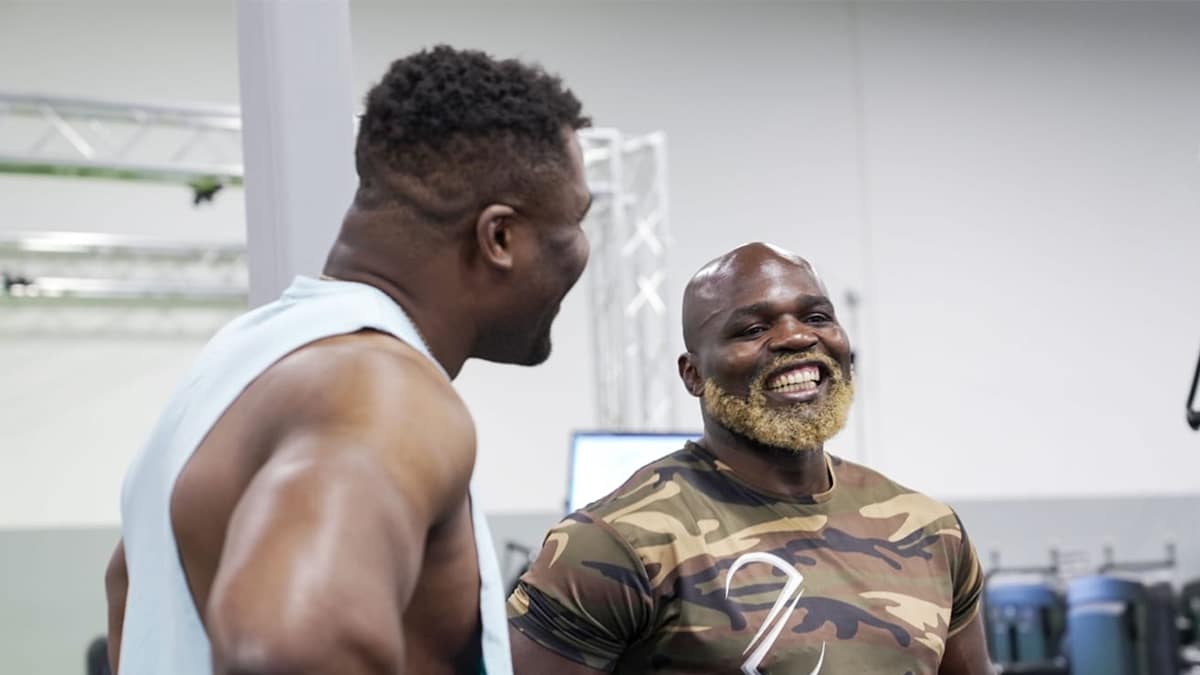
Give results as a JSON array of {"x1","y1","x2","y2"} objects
[
  {"x1": 939, "y1": 614, "x2": 995, "y2": 675},
  {"x1": 104, "y1": 541, "x2": 127, "y2": 674}
]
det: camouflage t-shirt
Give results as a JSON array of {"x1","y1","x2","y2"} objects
[{"x1": 508, "y1": 443, "x2": 982, "y2": 674}]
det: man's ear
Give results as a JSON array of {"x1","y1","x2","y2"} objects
[
  {"x1": 678, "y1": 352, "x2": 704, "y2": 398},
  {"x1": 475, "y1": 203, "x2": 518, "y2": 271}
]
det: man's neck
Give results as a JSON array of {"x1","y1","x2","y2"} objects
[
  {"x1": 699, "y1": 420, "x2": 832, "y2": 499},
  {"x1": 322, "y1": 257, "x2": 474, "y2": 379}
]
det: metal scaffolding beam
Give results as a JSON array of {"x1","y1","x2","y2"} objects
[
  {"x1": 580, "y1": 130, "x2": 673, "y2": 432},
  {"x1": 0, "y1": 232, "x2": 247, "y2": 303},
  {"x1": 0, "y1": 93, "x2": 243, "y2": 185},
  {"x1": 0, "y1": 93, "x2": 673, "y2": 430},
  {"x1": 0, "y1": 231, "x2": 247, "y2": 337}
]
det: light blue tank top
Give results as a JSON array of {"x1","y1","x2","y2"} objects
[{"x1": 118, "y1": 275, "x2": 512, "y2": 675}]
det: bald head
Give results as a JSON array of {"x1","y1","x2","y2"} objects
[
  {"x1": 676, "y1": 242, "x2": 854, "y2": 452},
  {"x1": 681, "y1": 242, "x2": 826, "y2": 351}
]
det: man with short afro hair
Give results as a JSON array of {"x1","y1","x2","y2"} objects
[
  {"x1": 354, "y1": 45, "x2": 591, "y2": 232},
  {"x1": 107, "y1": 45, "x2": 594, "y2": 675}
]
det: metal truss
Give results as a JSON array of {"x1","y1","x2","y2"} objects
[
  {"x1": 0, "y1": 93, "x2": 250, "y2": 336},
  {"x1": 0, "y1": 93, "x2": 243, "y2": 187},
  {"x1": 0, "y1": 94, "x2": 673, "y2": 430},
  {"x1": 579, "y1": 130, "x2": 673, "y2": 431},
  {"x1": 0, "y1": 232, "x2": 246, "y2": 337}
]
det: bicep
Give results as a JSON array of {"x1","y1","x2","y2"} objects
[
  {"x1": 508, "y1": 518, "x2": 652, "y2": 672},
  {"x1": 511, "y1": 626, "x2": 608, "y2": 675},
  {"x1": 941, "y1": 514, "x2": 992, "y2": 674},
  {"x1": 939, "y1": 613, "x2": 995, "y2": 675},
  {"x1": 207, "y1": 446, "x2": 435, "y2": 675},
  {"x1": 949, "y1": 513, "x2": 984, "y2": 631}
]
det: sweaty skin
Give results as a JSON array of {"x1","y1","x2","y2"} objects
[{"x1": 105, "y1": 121, "x2": 592, "y2": 675}]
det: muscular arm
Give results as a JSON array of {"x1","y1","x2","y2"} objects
[
  {"x1": 207, "y1": 436, "x2": 440, "y2": 675},
  {"x1": 939, "y1": 613, "x2": 995, "y2": 675},
  {"x1": 511, "y1": 627, "x2": 606, "y2": 675},
  {"x1": 205, "y1": 348, "x2": 472, "y2": 675},
  {"x1": 104, "y1": 540, "x2": 127, "y2": 674}
]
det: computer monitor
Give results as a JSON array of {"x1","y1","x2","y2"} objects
[{"x1": 566, "y1": 431, "x2": 700, "y2": 513}]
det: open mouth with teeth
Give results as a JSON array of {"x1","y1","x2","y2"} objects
[{"x1": 763, "y1": 364, "x2": 824, "y2": 399}]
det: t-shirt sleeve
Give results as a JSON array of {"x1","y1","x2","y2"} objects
[
  {"x1": 507, "y1": 513, "x2": 653, "y2": 672},
  {"x1": 947, "y1": 512, "x2": 984, "y2": 636}
]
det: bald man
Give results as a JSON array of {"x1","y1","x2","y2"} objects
[{"x1": 507, "y1": 243, "x2": 993, "y2": 674}]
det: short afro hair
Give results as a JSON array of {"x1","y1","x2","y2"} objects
[{"x1": 354, "y1": 45, "x2": 591, "y2": 229}]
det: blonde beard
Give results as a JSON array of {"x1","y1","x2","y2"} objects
[{"x1": 702, "y1": 353, "x2": 854, "y2": 453}]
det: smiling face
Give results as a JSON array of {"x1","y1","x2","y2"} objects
[
  {"x1": 472, "y1": 129, "x2": 593, "y2": 366},
  {"x1": 678, "y1": 243, "x2": 854, "y2": 452},
  {"x1": 497, "y1": 131, "x2": 593, "y2": 366}
]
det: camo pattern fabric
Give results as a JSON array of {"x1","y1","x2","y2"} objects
[{"x1": 508, "y1": 442, "x2": 982, "y2": 674}]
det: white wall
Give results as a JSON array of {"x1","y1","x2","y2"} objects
[
  {"x1": 855, "y1": 2, "x2": 1200, "y2": 497},
  {"x1": 0, "y1": 1, "x2": 246, "y2": 527},
  {"x1": 0, "y1": 1, "x2": 1197, "y2": 530}
]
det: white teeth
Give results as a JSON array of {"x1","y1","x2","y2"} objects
[
  {"x1": 769, "y1": 366, "x2": 821, "y2": 389},
  {"x1": 774, "y1": 380, "x2": 818, "y2": 393}
]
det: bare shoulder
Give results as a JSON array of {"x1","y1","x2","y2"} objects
[
  {"x1": 273, "y1": 331, "x2": 470, "y2": 427},
  {"x1": 257, "y1": 331, "x2": 477, "y2": 513}
]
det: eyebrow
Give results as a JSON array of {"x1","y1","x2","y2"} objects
[
  {"x1": 723, "y1": 295, "x2": 832, "y2": 326},
  {"x1": 724, "y1": 302, "x2": 774, "y2": 325}
]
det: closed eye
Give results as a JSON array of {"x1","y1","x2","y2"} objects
[{"x1": 805, "y1": 313, "x2": 833, "y2": 324}]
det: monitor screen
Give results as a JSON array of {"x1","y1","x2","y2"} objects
[{"x1": 566, "y1": 431, "x2": 700, "y2": 512}]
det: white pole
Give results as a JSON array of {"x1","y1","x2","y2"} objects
[{"x1": 236, "y1": 0, "x2": 357, "y2": 307}]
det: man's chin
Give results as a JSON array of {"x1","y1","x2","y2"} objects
[
  {"x1": 519, "y1": 334, "x2": 552, "y2": 366},
  {"x1": 702, "y1": 378, "x2": 853, "y2": 453},
  {"x1": 725, "y1": 421, "x2": 828, "y2": 454},
  {"x1": 478, "y1": 332, "x2": 551, "y2": 366}
]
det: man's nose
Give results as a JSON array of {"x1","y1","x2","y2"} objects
[{"x1": 768, "y1": 317, "x2": 819, "y2": 352}]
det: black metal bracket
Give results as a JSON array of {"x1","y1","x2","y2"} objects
[
  {"x1": 1188, "y1": 346, "x2": 1200, "y2": 431},
  {"x1": 1098, "y1": 541, "x2": 1177, "y2": 575}
]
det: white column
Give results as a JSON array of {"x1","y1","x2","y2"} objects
[{"x1": 236, "y1": 0, "x2": 357, "y2": 307}]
